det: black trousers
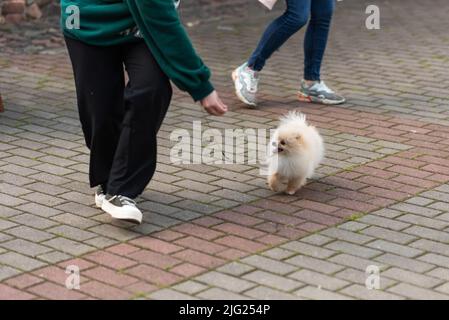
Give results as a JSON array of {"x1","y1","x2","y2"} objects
[{"x1": 65, "y1": 37, "x2": 172, "y2": 198}]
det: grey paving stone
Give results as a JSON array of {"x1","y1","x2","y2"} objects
[
  {"x1": 173, "y1": 281, "x2": 209, "y2": 295},
  {"x1": 243, "y1": 270, "x2": 303, "y2": 292},
  {"x1": 15, "y1": 203, "x2": 62, "y2": 218},
  {"x1": 367, "y1": 239, "x2": 423, "y2": 258},
  {"x1": 195, "y1": 271, "x2": 256, "y2": 293},
  {"x1": 281, "y1": 241, "x2": 335, "y2": 259},
  {"x1": 216, "y1": 262, "x2": 255, "y2": 276},
  {"x1": 390, "y1": 203, "x2": 442, "y2": 218},
  {"x1": 404, "y1": 225, "x2": 449, "y2": 243},
  {"x1": 43, "y1": 237, "x2": 95, "y2": 256},
  {"x1": 37, "y1": 251, "x2": 72, "y2": 264},
  {"x1": 340, "y1": 284, "x2": 405, "y2": 300},
  {"x1": 426, "y1": 268, "x2": 449, "y2": 282},
  {"x1": 410, "y1": 239, "x2": 449, "y2": 256},
  {"x1": 10, "y1": 214, "x2": 59, "y2": 230},
  {"x1": 325, "y1": 241, "x2": 382, "y2": 259},
  {"x1": 244, "y1": 286, "x2": 301, "y2": 300},
  {"x1": 371, "y1": 208, "x2": 404, "y2": 219},
  {"x1": 50, "y1": 213, "x2": 99, "y2": 229},
  {"x1": 418, "y1": 253, "x2": 449, "y2": 269},
  {"x1": 289, "y1": 269, "x2": 349, "y2": 291},
  {"x1": 241, "y1": 255, "x2": 298, "y2": 275},
  {"x1": 0, "y1": 252, "x2": 46, "y2": 271},
  {"x1": 383, "y1": 268, "x2": 443, "y2": 289},
  {"x1": 1, "y1": 239, "x2": 52, "y2": 257},
  {"x1": 286, "y1": 255, "x2": 345, "y2": 275},
  {"x1": 47, "y1": 225, "x2": 97, "y2": 242},
  {"x1": 334, "y1": 267, "x2": 397, "y2": 290},
  {"x1": 375, "y1": 253, "x2": 435, "y2": 273},
  {"x1": 3, "y1": 226, "x2": 54, "y2": 242},
  {"x1": 196, "y1": 288, "x2": 251, "y2": 300},
  {"x1": 149, "y1": 289, "x2": 198, "y2": 300},
  {"x1": 388, "y1": 283, "x2": 449, "y2": 300},
  {"x1": 88, "y1": 224, "x2": 140, "y2": 242},
  {"x1": 358, "y1": 215, "x2": 410, "y2": 231},
  {"x1": 294, "y1": 286, "x2": 352, "y2": 300},
  {"x1": 0, "y1": 265, "x2": 21, "y2": 281},
  {"x1": 0, "y1": 219, "x2": 17, "y2": 231},
  {"x1": 338, "y1": 221, "x2": 369, "y2": 232},
  {"x1": 262, "y1": 248, "x2": 297, "y2": 260},
  {"x1": 361, "y1": 226, "x2": 417, "y2": 245},
  {"x1": 329, "y1": 253, "x2": 381, "y2": 272},
  {"x1": 398, "y1": 214, "x2": 449, "y2": 230},
  {"x1": 321, "y1": 228, "x2": 374, "y2": 244},
  {"x1": 405, "y1": 197, "x2": 435, "y2": 207},
  {"x1": 84, "y1": 236, "x2": 118, "y2": 249},
  {"x1": 0, "y1": 232, "x2": 13, "y2": 243}
]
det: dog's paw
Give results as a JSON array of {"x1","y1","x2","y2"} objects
[{"x1": 285, "y1": 189, "x2": 297, "y2": 195}]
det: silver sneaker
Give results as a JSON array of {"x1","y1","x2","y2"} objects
[
  {"x1": 232, "y1": 63, "x2": 259, "y2": 107},
  {"x1": 298, "y1": 80, "x2": 346, "y2": 105}
]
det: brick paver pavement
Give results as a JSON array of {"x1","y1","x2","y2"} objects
[{"x1": 1, "y1": 0, "x2": 449, "y2": 299}]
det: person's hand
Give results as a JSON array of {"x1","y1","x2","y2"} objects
[{"x1": 200, "y1": 90, "x2": 228, "y2": 116}]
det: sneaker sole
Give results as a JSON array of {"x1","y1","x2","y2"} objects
[
  {"x1": 232, "y1": 70, "x2": 257, "y2": 108},
  {"x1": 298, "y1": 91, "x2": 346, "y2": 105},
  {"x1": 101, "y1": 201, "x2": 143, "y2": 224}
]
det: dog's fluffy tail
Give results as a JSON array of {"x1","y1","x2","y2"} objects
[{"x1": 279, "y1": 110, "x2": 307, "y2": 126}]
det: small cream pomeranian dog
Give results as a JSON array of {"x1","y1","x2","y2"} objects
[{"x1": 267, "y1": 111, "x2": 324, "y2": 195}]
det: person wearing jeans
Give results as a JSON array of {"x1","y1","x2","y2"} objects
[
  {"x1": 233, "y1": 0, "x2": 345, "y2": 107},
  {"x1": 61, "y1": 0, "x2": 227, "y2": 224}
]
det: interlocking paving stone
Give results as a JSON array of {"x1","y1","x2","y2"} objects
[
  {"x1": 374, "y1": 254, "x2": 435, "y2": 273},
  {"x1": 244, "y1": 286, "x2": 301, "y2": 300},
  {"x1": 288, "y1": 269, "x2": 349, "y2": 291},
  {"x1": 243, "y1": 270, "x2": 303, "y2": 292},
  {"x1": 286, "y1": 255, "x2": 345, "y2": 275},
  {"x1": 241, "y1": 255, "x2": 298, "y2": 275},
  {"x1": 216, "y1": 262, "x2": 255, "y2": 276},
  {"x1": 340, "y1": 284, "x2": 405, "y2": 300},
  {"x1": 294, "y1": 286, "x2": 352, "y2": 300},
  {"x1": 388, "y1": 283, "x2": 449, "y2": 300},
  {"x1": 366, "y1": 240, "x2": 424, "y2": 258},
  {"x1": 382, "y1": 268, "x2": 444, "y2": 289},
  {"x1": 0, "y1": 252, "x2": 46, "y2": 271},
  {"x1": 2, "y1": 0, "x2": 449, "y2": 300},
  {"x1": 1, "y1": 239, "x2": 52, "y2": 257},
  {"x1": 195, "y1": 271, "x2": 256, "y2": 293},
  {"x1": 42, "y1": 238, "x2": 95, "y2": 256}
]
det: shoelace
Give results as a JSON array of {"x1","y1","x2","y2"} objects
[
  {"x1": 110, "y1": 195, "x2": 137, "y2": 207},
  {"x1": 245, "y1": 67, "x2": 259, "y2": 93}
]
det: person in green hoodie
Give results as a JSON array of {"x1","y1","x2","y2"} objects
[{"x1": 61, "y1": 0, "x2": 228, "y2": 224}]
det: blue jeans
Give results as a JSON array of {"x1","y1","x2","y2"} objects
[{"x1": 248, "y1": 0, "x2": 335, "y2": 81}]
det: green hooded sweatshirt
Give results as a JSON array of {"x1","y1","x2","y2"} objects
[{"x1": 60, "y1": 0, "x2": 214, "y2": 101}]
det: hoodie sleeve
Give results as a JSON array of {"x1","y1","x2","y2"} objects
[{"x1": 125, "y1": 0, "x2": 214, "y2": 101}]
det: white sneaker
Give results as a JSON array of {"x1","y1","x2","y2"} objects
[
  {"x1": 232, "y1": 62, "x2": 259, "y2": 107},
  {"x1": 95, "y1": 186, "x2": 105, "y2": 208},
  {"x1": 101, "y1": 195, "x2": 143, "y2": 224}
]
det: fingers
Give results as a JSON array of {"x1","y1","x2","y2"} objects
[
  {"x1": 200, "y1": 90, "x2": 228, "y2": 116},
  {"x1": 204, "y1": 104, "x2": 225, "y2": 116}
]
